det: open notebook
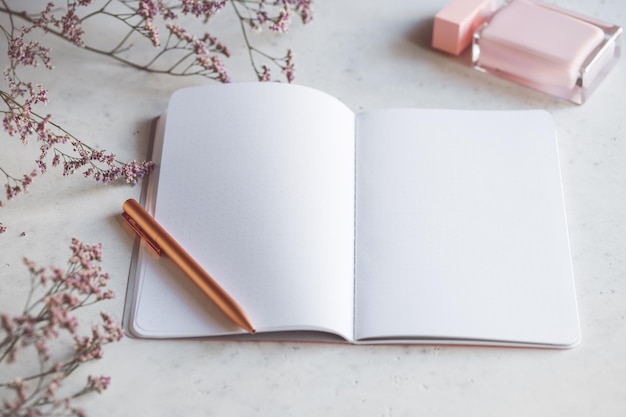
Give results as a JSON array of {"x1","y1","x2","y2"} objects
[{"x1": 123, "y1": 83, "x2": 580, "y2": 348}]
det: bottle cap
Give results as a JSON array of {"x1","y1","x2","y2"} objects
[{"x1": 432, "y1": 0, "x2": 496, "y2": 55}]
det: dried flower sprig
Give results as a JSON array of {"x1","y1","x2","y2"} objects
[
  {"x1": 230, "y1": 0, "x2": 311, "y2": 82},
  {"x1": 0, "y1": 0, "x2": 312, "y2": 82},
  {"x1": 79, "y1": 0, "x2": 312, "y2": 82},
  {"x1": 0, "y1": 167, "x2": 36, "y2": 205},
  {"x1": 0, "y1": 1, "x2": 155, "y2": 231},
  {"x1": 0, "y1": 88, "x2": 154, "y2": 185},
  {"x1": 0, "y1": 238, "x2": 123, "y2": 417}
]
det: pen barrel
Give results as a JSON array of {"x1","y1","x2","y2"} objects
[
  {"x1": 165, "y1": 240, "x2": 256, "y2": 333},
  {"x1": 122, "y1": 199, "x2": 255, "y2": 334}
]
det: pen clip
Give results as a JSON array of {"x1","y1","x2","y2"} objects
[{"x1": 122, "y1": 211, "x2": 163, "y2": 256}]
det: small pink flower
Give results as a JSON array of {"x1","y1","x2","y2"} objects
[{"x1": 87, "y1": 375, "x2": 111, "y2": 393}]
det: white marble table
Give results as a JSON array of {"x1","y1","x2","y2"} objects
[{"x1": 1, "y1": 1, "x2": 625, "y2": 416}]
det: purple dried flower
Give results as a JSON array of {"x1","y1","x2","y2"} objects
[
  {"x1": 269, "y1": 7, "x2": 292, "y2": 32},
  {"x1": 59, "y1": 5, "x2": 85, "y2": 47},
  {"x1": 289, "y1": 0, "x2": 314, "y2": 24},
  {"x1": 1, "y1": 238, "x2": 122, "y2": 417},
  {"x1": 259, "y1": 65, "x2": 272, "y2": 82},
  {"x1": 87, "y1": 375, "x2": 111, "y2": 393},
  {"x1": 282, "y1": 49, "x2": 295, "y2": 83},
  {"x1": 181, "y1": 0, "x2": 226, "y2": 20}
]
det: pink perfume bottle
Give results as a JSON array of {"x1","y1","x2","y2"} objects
[{"x1": 432, "y1": 0, "x2": 623, "y2": 104}]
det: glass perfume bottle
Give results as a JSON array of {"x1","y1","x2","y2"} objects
[{"x1": 432, "y1": 0, "x2": 623, "y2": 104}]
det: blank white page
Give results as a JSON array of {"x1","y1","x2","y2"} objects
[
  {"x1": 354, "y1": 109, "x2": 579, "y2": 347},
  {"x1": 130, "y1": 83, "x2": 356, "y2": 339}
]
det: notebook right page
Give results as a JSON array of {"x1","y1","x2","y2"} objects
[{"x1": 354, "y1": 109, "x2": 579, "y2": 347}]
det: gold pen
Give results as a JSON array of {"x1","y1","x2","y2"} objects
[{"x1": 122, "y1": 198, "x2": 255, "y2": 334}]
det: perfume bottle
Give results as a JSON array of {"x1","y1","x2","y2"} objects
[{"x1": 432, "y1": 0, "x2": 623, "y2": 104}]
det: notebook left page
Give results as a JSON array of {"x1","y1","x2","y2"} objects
[{"x1": 127, "y1": 83, "x2": 356, "y2": 340}]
